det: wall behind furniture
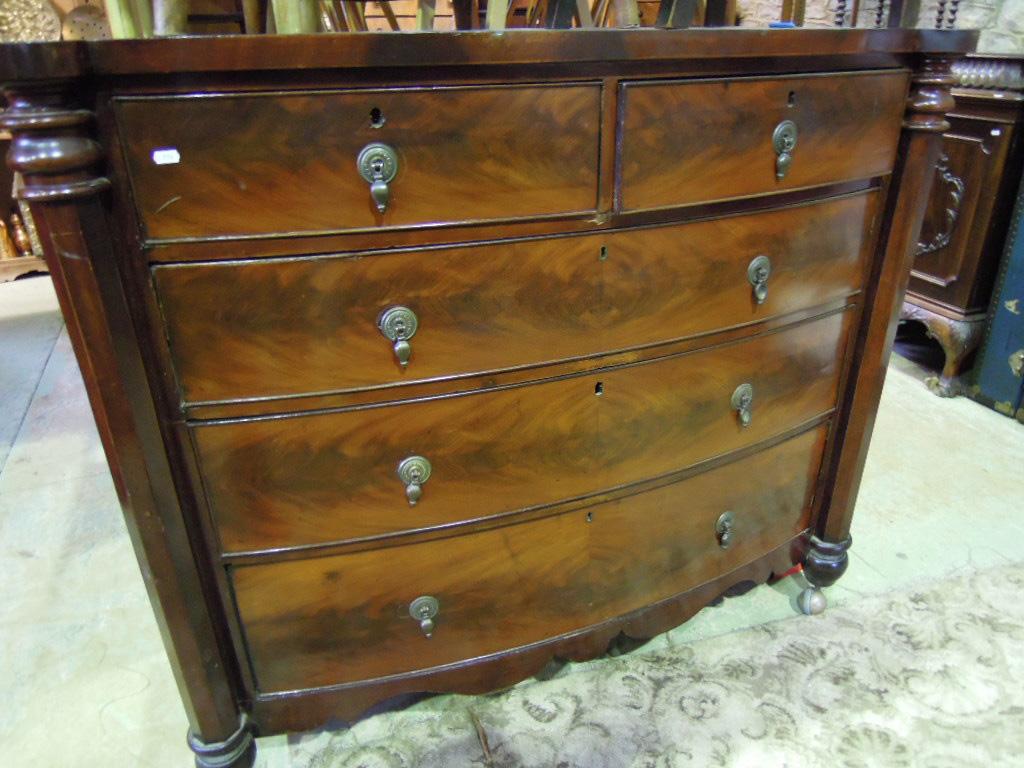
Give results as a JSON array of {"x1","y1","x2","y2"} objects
[
  {"x1": 738, "y1": 0, "x2": 1023, "y2": 53},
  {"x1": 947, "y1": 0, "x2": 1024, "y2": 52}
]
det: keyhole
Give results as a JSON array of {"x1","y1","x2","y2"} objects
[
  {"x1": 787, "y1": 91, "x2": 796, "y2": 107},
  {"x1": 599, "y1": 245, "x2": 608, "y2": 261},
  {"x1": 370, "y1": 107, "x2": 386, "y2": 128},
  {"x1": 595, "y1": 381, "x2": 604, "y2": 396},
  {"x1": 586, "y1": 512, "x2": 594, "y2": 523}
]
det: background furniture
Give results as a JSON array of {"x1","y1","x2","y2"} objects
[
  {"x1": 969, "y1": 169, "x2": 1024, "y2": 420},
  {"x1": 0, "y1": 28, "x2": 973, "y2": 768},
  {"x1": 899, "y1": 54, "x2": 1024, "y2": 395},
  {"x1": 0, "y1": 126, "x2": 47, "y2": 281},
  {"x1": 93, "y1": 0, "x2": 729, "y2": 33},
  {"x1": 0, "y1": 252, "x2": 46, "y2": 282}
]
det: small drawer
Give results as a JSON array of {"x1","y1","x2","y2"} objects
[
  {"x1": 194, "y1": 310, "x2": 852, "y2": 554},
  {"x1": 618, "y1": 71, "x2": 908, "y2": 211},
  {"x1": 154, "y1": 192, "x2": 877, "y2": 406},
  {"x1": 115, "y1": 83, "x2": 600, "y2": 240},
  {"x1": 232, "y1": 424, "x2": 827, "y2": 693}
]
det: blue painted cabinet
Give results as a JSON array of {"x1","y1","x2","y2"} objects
[{"x1": 971, "y1": 167, "x2": 1024, "y2": 421}]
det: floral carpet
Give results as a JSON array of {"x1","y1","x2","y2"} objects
[{"x1": 285, "y1": 564, "x2": 1024, "y2": 768}]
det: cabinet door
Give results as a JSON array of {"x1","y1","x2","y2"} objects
[{"x1": 909, "y1": 114, "x2": 1018, "y2": 316}]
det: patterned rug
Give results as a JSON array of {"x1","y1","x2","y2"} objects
[{"x1": 283, "y1": 564, "x2": 1024, "y2": 768}]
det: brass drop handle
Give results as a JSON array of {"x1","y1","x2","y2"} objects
[
  {"x1": 357, "y1": 142, "x2": 399, "y2": 214},
  {"x1": 397, "y1": 455, "x2": 431, "y2": 506},
  {"x1": 772, "y1": 120, "x2": 798, "y2": 181},
  {"x1": 731, "y1": 383, "x2": 753, "y2": 428},
  {"x1": 409, "y1": 595, "x2": 439, "y2": 638},
  {"x1": 715, "y1": 511, "x2": 735, "y2": 550},
  {"x1": 378, "y1": 306, "x2": 418, "y2": 368},
  {"x1": 747, "y1": 255, "x2": 772, "y2": 305}
]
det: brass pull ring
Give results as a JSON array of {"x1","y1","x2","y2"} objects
[
  {"x1": 409, "y1": 595, "x2": 439, "y2": 638},
  {"x1": 715, "y1": 511, "x2": 735, "y2": 550},
  {"x1": 357, "y1": 142, "x2": 399, "y2": 214},
  {"x1": 397, "y1": 455, "x2": 432, "y2": 506},
  {"x1": 731, "y1": 383, "x2": 753, "y2": 428},
  {"x1": 747, "y1": 255, "x2": 772, "y2": 305},
  {"x1": 378, "y1": 305, "x2": 419, "y2": 368},
  {"x1": 772, "y1": 120, "x2": 798, "y2": 181}
]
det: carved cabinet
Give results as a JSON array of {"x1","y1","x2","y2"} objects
[
  {"x1": 902, "y1": 55, "x2": 1024, "y2": 396},
  {"x1": 0, "y1": 29, "x2": 974, "y2": 768}
]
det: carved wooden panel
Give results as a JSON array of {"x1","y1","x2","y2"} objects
[{"x1": 909, "y1": 113, "x2": 1018, "y2": 315}]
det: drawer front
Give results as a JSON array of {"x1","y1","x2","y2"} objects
[
  {"x1": 116, "y1": 84, "x2": 600, "y2": 240},
  {"x1": 619, "y1": 71, "x2": 907, "y2": 211},
  {"x1": 195, "y1": 310, "x2": 851, "y2": 553},
  {"x1": 233, "y1": 424, "x2": 827, "y2": 693},
  {"x1": 155, "y1": 193, "x2": 876, "y2": 405}
]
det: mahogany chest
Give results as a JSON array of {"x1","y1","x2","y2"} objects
[{"x1": 0, "y1": 29, "x2": 974, "y2": 767}]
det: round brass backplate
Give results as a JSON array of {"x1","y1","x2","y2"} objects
[{"x1": 357, "y1": 142, "x2": 399, "y2": 184}]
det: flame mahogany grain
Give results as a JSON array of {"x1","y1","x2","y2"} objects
[
  {"x1": 234, "y1": 425, "x2": 828, "y2": 694},
  {"x1": 0, "y1": 31, "x2": 973, "y2": 764},
  {"x1": 154, "y1": 192, "x2": 877, "y2": 406},
  {"x1": 115, "y1": 84, "x2": 601, "y2": 240},
  {"x1": 619, "y1": 71, "x2": 909, "y2": 211},
  {"x1": 249, "y1": 533, "x2": 801, "y2": 731},
  {"x1": 194, "y1": 311, "x2": 852, "y2": 553}
]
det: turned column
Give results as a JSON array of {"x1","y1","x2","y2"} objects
[
  {"x1": 800, "y1": 56, "x2": 957, "y2": 615},
  {"x1": 0, "y1": 83, "x2": 254, "y2": 768}
]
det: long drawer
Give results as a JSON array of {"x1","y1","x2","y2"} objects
[
  {"x1": 155, "y1": 193, "x2": 877, "y2": 406},
  {"x1": 194, "y1": 310, "x2": 852, "y2": 554},
  {"x1": 232, "y1": 424, "x2": 828, "y2": 693},
  {"x1": 115, "y1": 84, "x2": 601, "y2": 240},
  {"x1": 618, "y1": 70, "x2": 907, "y2": 211}
]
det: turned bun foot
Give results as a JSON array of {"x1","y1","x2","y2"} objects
[
  {"x1": 797, "y1": 587, "x2": 827, "y2": 615},
  {"x1": 188, "y1": 714, "x2": 255, "y2": 768},
  {"x1": 797, "y1": 534, "x2": 852, "y2": 616}
]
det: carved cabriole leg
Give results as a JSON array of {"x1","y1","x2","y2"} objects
[
  {"x1": 900, "y1": 301, "x2": 985, "y2": 397},
  {"x1": 0, "y1": 84, "x2": 253, "y2": 767},
  {"x1": 806, "y1": 56, "x2": 956, "y2": 611}
]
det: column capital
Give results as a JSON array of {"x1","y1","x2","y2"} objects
[
  {"x1": 1, "y1": 82, "x2": 110, "y2": 202},
  {"x1": 903, "y1": 54, "x2": 958, "y2": 134}
]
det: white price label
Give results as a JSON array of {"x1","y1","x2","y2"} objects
[{"x1": 151, "y1": 148, "x2": 181, "y2": 166}]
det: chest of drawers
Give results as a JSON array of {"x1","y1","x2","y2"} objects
[{"x1": 0, "y1": 29, "x2": 974, "y2": 768}]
